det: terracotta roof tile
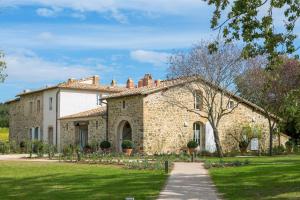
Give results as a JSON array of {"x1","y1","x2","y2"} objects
[{"x1": 59, "y1": 106, "x2": 107, "y2": 120}]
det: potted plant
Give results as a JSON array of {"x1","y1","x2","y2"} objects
[
  {"x1": 84, "y1": 144, "x2": 92, "y2": 154},
  {"x1": 285, "y1": 140, "x2": 293, "y2": 153},
  {"x1": 121, "y1": 140, "x2": 133, "y2": 156},
  {"x1": 100, "y1": 141, "x2": 111, "y2": 152},
  {"x1": 187, "y1": 140, "x2": 198, "y2": 154}
]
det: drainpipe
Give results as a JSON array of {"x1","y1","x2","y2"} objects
[
  {"x1": 55, "y1": 89, "x2": 60, "y2": 148},
  {"x1": 106, "y1": 103, "x2": 109, "y2": 141},
  {"x1": 100, "y1": 100, "x2": 109, "y2": 141}
]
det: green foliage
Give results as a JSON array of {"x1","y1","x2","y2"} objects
[
  {"x1": 121, "y1": 140, "x2": 133, "y2": 149},
  {"x1": 204, "y1": 159, "x2": 250, "y2": 169},
  {"x1": 0, "y1": 103, "x2": 9, "y2": 127},
  {"x1": 187, "y1": 140, "x2": 198, "y2": 148},
  {"x1": 0, "y1": 128, "x2": 8, "y2": 141},
  {"x1": 205, "y1": 0, "x2": 300, "y2": 62},
  {"x1": 272, "y1": 145, "x2": 286, "y2": 155},
  {"x1": 280, "y1": 89, "x2": 300, "y2": 142},
  {"x1": 100, "y1": 140, "x2": 111, "y2": 149},
  {"x1": 0, "y1": 51, "x2": 7, "y2": 82},
  {"x1": 229, "y1": 123, "x2": 262, "y2": 153}
]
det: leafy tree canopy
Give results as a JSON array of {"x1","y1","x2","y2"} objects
[
  {"x1": 0, "y1": 103, "x2": 9, "y2": 128},
  {"x1": 205, "y1": 0, "x2": 300, "y2": 65},
  {"x1": 0, "y1": 51, "x2": 6, "y2": 82}
]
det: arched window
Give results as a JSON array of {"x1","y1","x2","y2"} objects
[
  {"x1": 194, "y1": 90, "x2": 203, "y2": 110},
  {"x1": 193, "y1": 122, "x2": 201, "y2": 145}
]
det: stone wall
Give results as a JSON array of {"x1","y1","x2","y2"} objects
[
  {"x1": 143, "y1": 87, "x2": 207, "y2": 154},
  {"x1": 140, "y1": 82, "x2": 287, "y2": 154},
  {"x1": 8, "y1": 92, "x2": 43, "y2": 145},
  {"x1": 107, "y1": 96, "x2": 144, "y2": 152},
  {"x1": 59, "y1": 116, "x2": 106, "y2": 148}
]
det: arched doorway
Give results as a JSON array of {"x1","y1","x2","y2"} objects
[{"x1": 117, "y1": 120, "x2": 132, "y2": 151}]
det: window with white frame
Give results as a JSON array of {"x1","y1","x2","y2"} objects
[
  {"x1": 193, "y1": 122, "x2": 201, "y2": 146},
  {"x1": 96, "y1": 94, "x2": 102, "y2": 106},
  {"x1": 194, "y1": 91, "x2": 203, "y2": 110}
]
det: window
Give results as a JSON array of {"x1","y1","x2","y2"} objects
[
  {"x1": 48, "y1": 127, "x2": 53, "y2": 145},
  {"x1": 96, "y1": 94, "x2": 102, "y2": 105},
  {"x1": 194, "y1": 91, "x2": 202, "y2": 110},
  {"x1": 34, "y1": 127, "x2": 39, "y2": 140},
  {"x1": 96, "y1": 121, "x2": 99, "y2": 129},
  {"x1": 122, "y1": 100, "x2": 126, "y2": 109},
  {"x1": 66, "y1": 123, "x2": 69, "y2": 131},
  {"x1": 29, "y1": 102, "x2": 33, "y2": 114},
  {"x1": 49, "y1": 97, "x2": 53, "y2": 111},
  {"x1": 37, "y1": 100, "x2": 41, "y2": 113},
  {"x1": 193, "y1": 122, "x2": 201, "y2": 145},
  {"x1": 228, "y1": 100, "x2": 234, "y2": 109}
]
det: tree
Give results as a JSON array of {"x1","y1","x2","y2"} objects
[
  {"x1": 235, "y1": 57, "x2": 300, "y2": 155},
  {"x1": 0, "y1": 103, "x2": 9, "y2": 127},
  {"x1": 280, "y1": 90, "x2": 300, "y2": 144},
  {"x1": 229, "y1": 123, "x2": 262, "y2": 154},
  {"x1": 205, "y1": 0, "x2": 300, "y2": 64},
  {"x1": 167, "y1": 42, "x2": 246, "y2": 157},
  {"x1": 0, "y1": 51, "x2": 6, "y2": 82}
]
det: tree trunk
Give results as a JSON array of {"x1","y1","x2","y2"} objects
[
  {"x1": 268, "y1": 122, "x2": 273, "y2": 156},
  {"x1": 212, "y1": 127, "x2": 224, "y2": 158}
]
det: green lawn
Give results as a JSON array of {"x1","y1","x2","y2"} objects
[
  {"x1": 0, "y1": 127, "x2": 9, "y2": 141},
  {"x1": 206, "y1": 155, "x2": 300, "y2": 200},
  {"x1": 0, "y1": 161, "x2": 167, "y2": 200}
]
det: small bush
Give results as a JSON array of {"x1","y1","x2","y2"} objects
[
  {"x1": 121, "y1": 140, "x2": 133, "y2": 149},
  {"x1": 273, "y1": 145, "x2": 286, "y2": 155},
  {"x1": 203, "y1": 159, "x2": 250, "y2": 169},
  {"x1": 0, "y1": 141, "x2": 10, "y2": 154},
  {"x1": 100, "y1": 141, "x2": 111, "y2": 149},
  {"x1": 187, "y1": 140, "x2": 198, "y2": 148}
]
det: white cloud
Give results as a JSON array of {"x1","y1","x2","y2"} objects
[
  {"x1": 2, "y1": 0, "x2": 206, "y2": 15},
  {"x1": 110, "y1": 8, "x2": 128, "y2": 24},
  {"x1": 130, "y1": 50, "x2": 170, "y2": 66},
  {"x1": 70, "y1": 12, "x2": 86, "y2": 20},
  {"x1": 0, "y1": 25, "x2": 213, "y2": 50},
  {"x1": 36, "y1": 7, "x2": 62, "y2": 17},
  {"x1": 4, "y1": 50, "x2": 97, "y2": 83}
]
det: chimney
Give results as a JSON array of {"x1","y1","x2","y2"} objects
[
  {"x1": 143, "y1": 74, "x2": 153, "y2": 87},
  {"x1": 67, "y1": 78, "x2": 76, "y2": 84},
  {"x1": 138, "y1": 79, "x2": 144, "y2": 88},
  {"x1": 154, "y1": 79, "x2": 161, "y2": 87},
  {"x1": 92, "y1": 75, "x2": 100, "y2": 85},
  {"x1": 126, "y1": 78, "x2": 135, "y2": 89},
  {"x1": 111, "y1": 79, "x2": 117, "y2": 87}
]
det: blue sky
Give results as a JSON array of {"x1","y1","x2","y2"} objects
[{"x1": 0, "y1": 0, "x2": 299, "y2": 102}]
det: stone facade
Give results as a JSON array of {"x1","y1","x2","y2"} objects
[
  {"x1": 107, "y1": 96, "x2": 144, "y2": 152},
  {"x1": 107, "y1": 81, "x2": 289, "y2": 154},
  {"x1": 8, "y1": 92, "x2": 43, "y2": 144},
  {"x1": 60, "y1": 116, "x2": 106, "y2": 148}
]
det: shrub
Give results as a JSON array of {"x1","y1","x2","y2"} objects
[
  {"x1": 273, "y1": 145, "x2": 286, "y2": 155},
  {"x1": 0, "y1": 141, "x2": 10, "y2": 154},
  {"x1": 121, "y1": 140, "x2": 133, "y2": 149},
  {"x1": 100, "y1": 141, "x2": 111, "y2": 149},
  {"x1": 187, "y1": 140, "x2": 198, "y2": 148}
]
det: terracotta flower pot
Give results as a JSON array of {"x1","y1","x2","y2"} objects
[
  {"x1": 123, "y1": 148, "x2": 133, "y2": 156},
  {"x1": 188, "y1": 148, "x2": 195, "y2": 155}
]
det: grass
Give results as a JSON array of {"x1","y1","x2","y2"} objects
[
  {"x1": 0, "y1": 161, "x2": 167, "y2": 200},
  {"x1": 205, "y1": 155, "x2": 300, "y2": 200},
  {"x1": 0, "y1": 127, "x2": 9, "y2": 141}
]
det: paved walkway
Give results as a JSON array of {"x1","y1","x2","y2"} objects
[
  {"x1": 158, "y1": 162, "x2": 221, "y2": 200},
  {"x1": 0, "y1": 154, "x2": 58, "y2": 162}
]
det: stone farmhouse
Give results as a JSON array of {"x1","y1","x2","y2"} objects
[{"x1": 6, "y1": 74, "x2": 289, "y2": 154}]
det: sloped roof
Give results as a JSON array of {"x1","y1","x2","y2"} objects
[
  {"x1": 104, "y1": 76, "x2": 276, "y2": 119},
  {"x1": 59, "y1": 106, "x2": 107, "y2": 120},
  {"x1": 17, "y1": 79, "x2": 127, "y2": 97}
]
